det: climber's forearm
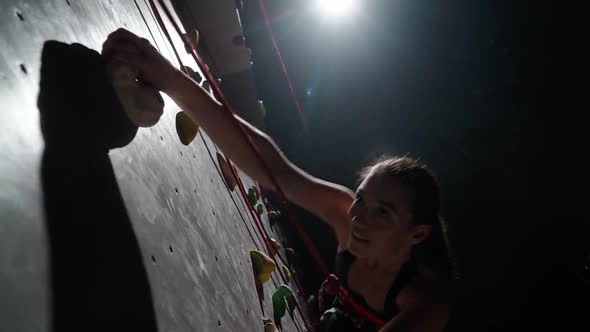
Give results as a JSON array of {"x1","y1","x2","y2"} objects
[
  {"x1": 163, "y1": 69, "x2": 354, "y2": 233},
  {"x1": 163, "y1": 69, "x2": 296, "y2": 191}
]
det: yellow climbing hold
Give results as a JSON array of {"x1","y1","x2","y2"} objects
[
  {"x1": 281, "y1": 265, "x2": 292, "y2": 283},
  {"x1": 250, "y1": 250, "x2": 276, "y2": 284},
  {"x1": 175, "y1": 112, "x2": 199, "y2": 145},
  {"x1": 270, "y1": 238, "x2": 281, "y2": 251},
  {"x1": 266, "y1": 238, "x2": 281, "y2": 257},
  {"x1": 263, "y1": 320, "x2": 277, "y2": 332}
]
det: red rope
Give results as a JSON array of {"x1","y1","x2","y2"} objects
[
  {"x1": 229, "y1": 166, "x2": 310, "y2": 300},
  {"x1": 254, "y1": 0, "x2": 307, "y2": 131},
  {"x1": 147, "y1": 1, "x2": 313, "y2": 330},
  {"x1": 148, "y1": 0, "x2": 291, "y2": 274},
  {"x1": 338, "y1": 287, "x2": 386, "y2": 326},
  {"x1": 147, "y1": 0, "x2": 285, "y2": 276},
  {"x1": 147, "y1": 0, "x2": 385, "y2": 329}
]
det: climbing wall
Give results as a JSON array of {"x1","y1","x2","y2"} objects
[{"x1": 0, "y1": 1, "x2": 306, "y2": 331}]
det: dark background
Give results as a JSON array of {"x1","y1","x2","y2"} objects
[{"x1": 240, "y1": 0, "x2": 587, "y2": 330}]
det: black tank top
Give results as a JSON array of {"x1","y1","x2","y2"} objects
[{"x1": 320, "y1": 250, "x2": 418, "y2": 332}]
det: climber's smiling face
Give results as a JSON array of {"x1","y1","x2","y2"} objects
[{"x1": 346, "y1": 168, "x2": 417, "y2": 258}]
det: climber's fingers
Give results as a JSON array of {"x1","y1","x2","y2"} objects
[
  {"x1": 102, "y1": 28, "x2": 178, "y2": 91},
  {"x1": 102, "y1": 28, "x2": 157, "y2": 60}
]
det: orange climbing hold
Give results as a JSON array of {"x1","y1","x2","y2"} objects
[
  {"x1": 216, "y1": 152, "x2": 237, "y2": 191},
  {"x1": 183, "y1": 28, "x2": 199, "y2": 54}
]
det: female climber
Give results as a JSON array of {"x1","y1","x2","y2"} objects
[{"x1": 103, "y1": 28, "x2": 454, "y2": 332}]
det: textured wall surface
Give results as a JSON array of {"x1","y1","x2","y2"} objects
[{"x1": 0, "y1": 1, "x2": 304, "y2": 331}]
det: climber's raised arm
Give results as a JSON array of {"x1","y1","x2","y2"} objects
[
  {"x1": 103, "y1": 29, "x2": 455, "y2": 332},
  {"x1": 102, "y1": 28, "x2": 353, "y2": 248}
]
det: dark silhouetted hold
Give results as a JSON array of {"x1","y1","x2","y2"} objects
[
  {"x1": 176, "y1": 111, "x2": 200, "y2": 145},
  {"x1": 38, "y1": 40, "x2": 157, "y2": 332},
  {"x1": 39, "y1": 41, "x2": 138, "y2": 151},
  {"x1": 268, "y1": 210, "x2": 282, "y2": 228}
]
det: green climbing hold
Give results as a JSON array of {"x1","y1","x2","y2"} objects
[
  {"x1": 285, "y1": 294, "x2": 296, "y2": 319},
  {"x1": 272, "y1": 284, "x2": 294, "y2": 330},
  {"x1": 248, "y1": 187, "x2": 258, "y2": 205}
]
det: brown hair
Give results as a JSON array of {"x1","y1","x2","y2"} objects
[{"x1": 359, "y1": 155, "x2": 457, "y2": 280}]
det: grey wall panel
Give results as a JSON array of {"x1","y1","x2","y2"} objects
[{"x1": 0, "y1": 1, "x2": 305, "y2": 331}]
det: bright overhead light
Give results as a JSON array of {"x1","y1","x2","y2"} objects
[{"x1": 317, "y1": 0, "x2": 357, "y2": 18}]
